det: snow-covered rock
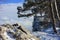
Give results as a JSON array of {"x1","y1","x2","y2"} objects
[{"x1": 0, "y1": 24, "x2": 40, "y2": 40}]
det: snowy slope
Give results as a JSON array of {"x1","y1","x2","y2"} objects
[
  {"x1": 0, "y1": 25, "x2": 60, "y2": 40},
  {"x1": 4, "y1": 31, "x2": 60, "y2": 40},
  {"x1": 32, "y1": 32, "x2": 60, "y2": 40}
]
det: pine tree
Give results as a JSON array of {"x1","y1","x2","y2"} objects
[{"x1": 17, "y1": 0, "x2": 60, "y2": 33}]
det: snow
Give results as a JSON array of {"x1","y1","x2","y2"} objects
[
  {"x1": 8, "y1": 28, "x2": 60, "y2": 40},
  {"x1": 4, "y1": 32, "x2": 15, "y2": 40},
  {"x1": 0, "y1": 26, "x2": 60, "y2": 40},
  {"x1": 32, "y1": 32, "x2": 60, "y2": 40}
]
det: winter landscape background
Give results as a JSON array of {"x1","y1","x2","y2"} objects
[{"x1": 0, "y1": 0, "x2": 60, "y2": 40}]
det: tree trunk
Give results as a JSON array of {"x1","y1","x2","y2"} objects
[
  {"x1": 55, "y1": 0, "x2": 60, "y2": 20},
  {"x1": 50, "y1": 0, "x2": 57, "y2": 33}
]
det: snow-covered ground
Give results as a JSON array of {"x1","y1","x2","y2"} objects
[
  {"x1": 3, "y1": 30, "x2": 60, "y2": 40},
  {"x1": 31, "y1": 27, "x2": 60, "y2": 40},
  {"x1": 32, "y1": 32, "x2": 60, "y2": 40},
  {"x1": 2, "y1": 27, "x2": 60, "y2": 40}
]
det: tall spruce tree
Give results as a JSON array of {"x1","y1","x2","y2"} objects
[{"x1": 17, "y1": 0, "x2": 60, "y2": 33}]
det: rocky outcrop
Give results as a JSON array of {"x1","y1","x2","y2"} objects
[{"x1": 0, "y1": 23, "x2": 40, "y2": 40}]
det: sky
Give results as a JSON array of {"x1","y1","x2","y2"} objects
[
  {"x1": 0, "y1": 0, "x2": 33, "y2": 31},
  {"x1": 0, "y1": 0, "x2": 24, "y2": 4}
]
